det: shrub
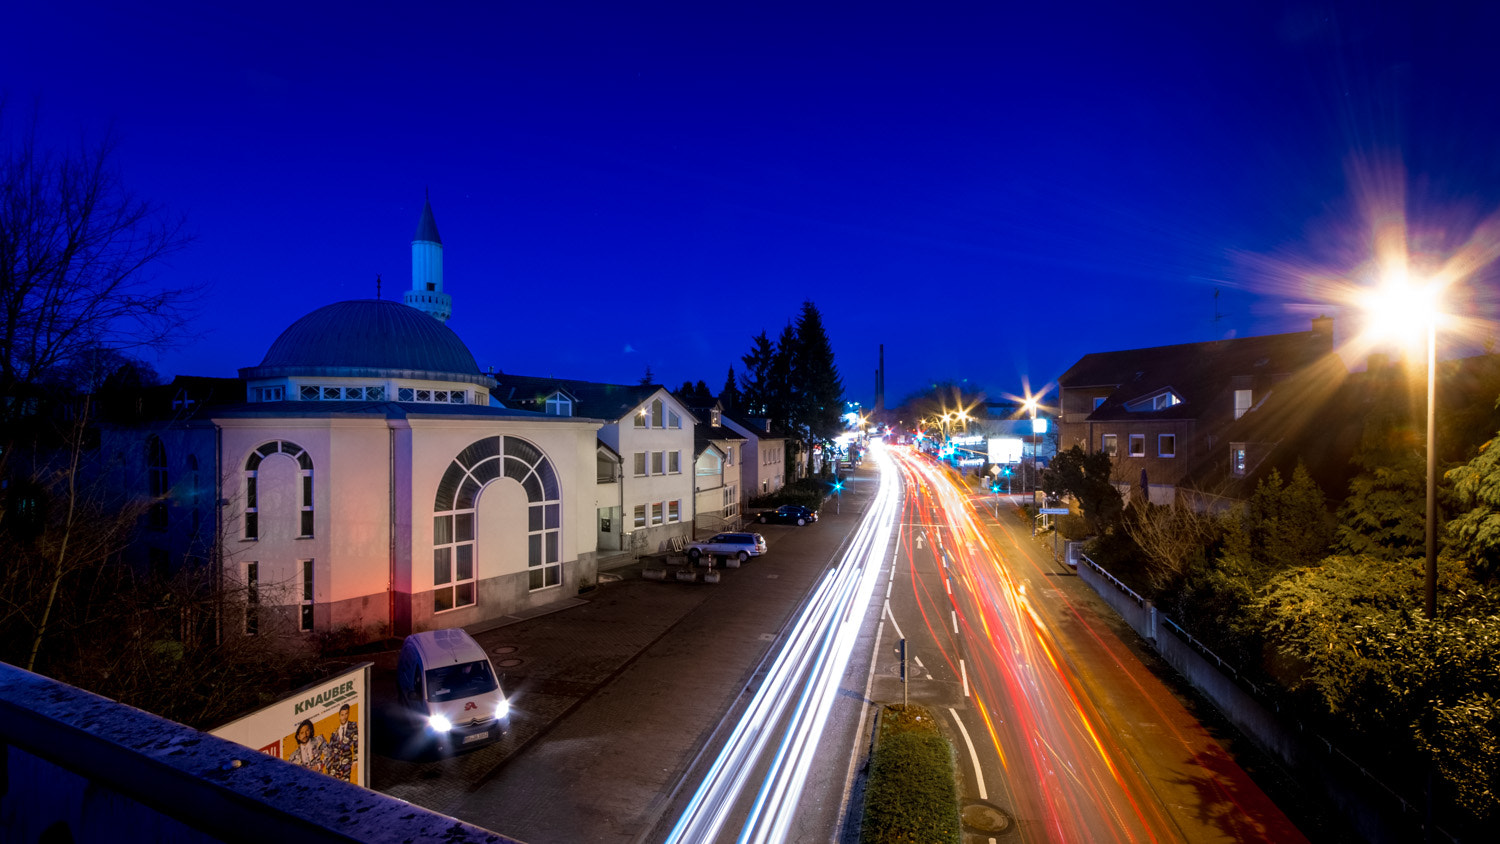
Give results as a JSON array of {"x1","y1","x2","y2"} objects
[{"x1": 861, "y1": 705, "x2": 961, "y2": 844}]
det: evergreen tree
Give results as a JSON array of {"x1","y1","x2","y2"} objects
[
  {"x1": 1335, "y1": 399, "x2": 1427, "y2": 560},
  {"x1": 738, "y1": 332, "x2": 776, "y2": 416},
  {"x1": 791, "y1": 300, "x2": 844, "y2": 446},
  {"x1": 720, "y1": 366, "x2": 742, "y2": 411},
  {"x1": 639, "y1": 364, "x2": 656, "y2": 386},
  {"x1": 1447, "y1": 426, "x2": 1500, "y2": 581}
]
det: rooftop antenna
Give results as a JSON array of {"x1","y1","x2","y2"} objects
[{"x1": 376, "y1": 274, "x2": 382, "y2": 300}]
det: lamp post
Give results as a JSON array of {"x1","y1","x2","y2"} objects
[{"x1": 1363, "y1": 277, "x2": 1441, "y2": 618}]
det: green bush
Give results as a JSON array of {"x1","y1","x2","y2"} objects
[{"x1": 861, "y1": 705, "x2": 961, "y2": 844}]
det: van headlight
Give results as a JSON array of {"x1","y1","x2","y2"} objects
[
  {"x1": 428, "y1": 713, "x2": 453, "y2": 732},
  {"x1": 495, "y1": 699, "x2": 510, "y2": 719}
]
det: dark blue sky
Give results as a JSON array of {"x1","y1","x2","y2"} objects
[{"x1": 6, "y1": 1, "x2": 1498, "y2": 407}]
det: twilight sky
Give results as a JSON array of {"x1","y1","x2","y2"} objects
[{"x1": 6, "y1": 1, "x2": 1499, "y2": 408}]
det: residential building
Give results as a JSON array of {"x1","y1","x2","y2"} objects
[
  {"x1": 719, "y1": 411, "x2": 788, "y2": 499},
  {"x1": 491, "y1": 375, "x2": 697, "y2": 558},
  {"x1": 687, "y1": 403, "x2": 747, "y2": 536},
  {"x1": 1057, "y1": 316, "x2": 1337, "y2": 504}
]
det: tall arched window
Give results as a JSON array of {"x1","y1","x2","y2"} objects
[
  {"x1": 433, "y1": 436, "x2": 561, "y2": 612},
  {"x1": 147, "y1": 437, "x2": 168, "y2": 530},
  {"x1": 244, "y1": 441, "x2": 313, "y2": 540}
]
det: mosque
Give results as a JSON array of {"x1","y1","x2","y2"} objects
[{"x1": 121, "y1": 200, "x2": 630, "y2": 640}]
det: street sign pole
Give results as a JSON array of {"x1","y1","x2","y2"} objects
[{"x1": 899, "y1": 638, "x2": 908, "y2": 710}]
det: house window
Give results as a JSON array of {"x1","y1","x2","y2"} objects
[
  {"x1": 1154, "y1": 392, "x2": 1180, "y2": 410},
  {"x1": 710, "y1": 409, "x2": 721, "y2": 426},
  {"x1": 651, "y1": 502, "x2": 664, "y2": 525},
  {"x1": 243, "y1": 441, "x2": 313, "y2": 540},
  {"x1": 253, "y1": 386, "x2": 285, "y2": 402},
  {"x1": 1159, "y1": 434, "x2": 1176, "y2": 457},
  {"x1": 667, "y1": 500, "x2": 680, "y2": 522},
  {"x1": 300, "y1": 559, "x2": 314, "y2": 632},
  {"x1": 668, "y1": 410, "x2": 681, "y2": 429},
  {"x1": 1129, "y1": 435, "x2": 1145, "y2": 457},
  {"x1": 634, "y1": 408, "x2": 648, "y2": 428},
  {"x1": 651, "y1": 399, "x2": 664, "y2": 428},
  {"x1": 724, "y1": 485, "x2": 738, "y2": 518},
  {"x1": 1231, "y1": 443, "x2": 1247, "y2": 476},
  {"x1": 725, "y1": 446, "x2": 735, "y2": 466},
  {"x1": 634, "y1": 452, "x2": 647, "y2": 477},
  {"x1": 634, "y1": 505, "x2": 646, "y2": 528},
  {"x1": 668, "y1": 451, "x2": 681, "y2": 474},
  {"x1": 433, "y1": 435, "x2": 562, "y2": 605},
  {"x1": 244, "y1": 561, "x2": 259, "y2": 635},
  {"x1": 546, "y1": 393, "x2": 572, "y2": 416},
  {"x1": 1101, "y1": 434, "x2": 1118, "y2": 457},
  {"x1": 652, "y1": 452, "x2": 665, "y2": 475},
  {"x1": 698, "y1": 450, "x2": 722, "y2": 476},
  {"x1": 1234, "y1": 389, "x2": 1252, "y2": 420},
  {"x1": 147, "y1": 437, "x2": 168, "y2": 530}
]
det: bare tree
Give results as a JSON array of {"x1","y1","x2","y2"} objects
[
  {"x1": 0, "y1": 110, "x2": 193, "y2": 670},
  {"x1": 1121, "y1": 494, "x2": 1225, "y2": 593},
  {"x1": 0, "y1": 109, "x2": 192, "y2": 402}
]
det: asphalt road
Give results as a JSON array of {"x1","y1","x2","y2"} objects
[{"x1": 880, "y1": 447, "x2": 1335, "y2": 843}]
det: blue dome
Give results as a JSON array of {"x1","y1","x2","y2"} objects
[{"x1": 241, "y1": 299, "x2": 492, "y2": 386}]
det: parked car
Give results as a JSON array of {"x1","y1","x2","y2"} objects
[
  {"x1": 757, "y1": 504, "x2": 819, "y2": 526},
  {"x1": 686, "y1": 532, "x2": 768, "y2": 563},
  {"x1": 396, "y1": 628, "x2": 510, "y2": 752}
]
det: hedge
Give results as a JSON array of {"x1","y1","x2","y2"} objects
[{"x1": 860, "y1": 705, "x2": 961, "y2": 844}]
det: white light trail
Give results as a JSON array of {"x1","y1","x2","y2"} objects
[{"x1": 666, "y1": 443, "x2": 899, "y2": 844}]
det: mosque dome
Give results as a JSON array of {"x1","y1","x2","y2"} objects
[{"x1": 240, "y1": 299, "x2": 493, "y2": 387}]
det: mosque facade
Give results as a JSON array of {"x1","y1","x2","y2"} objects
[{"x1": 114, "y1": 201, "x2": 620, "y2": 640}]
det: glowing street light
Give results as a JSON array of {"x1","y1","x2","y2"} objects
[{"x1": 1361, "y1": 271, "x2": 1444, "y2": 618}]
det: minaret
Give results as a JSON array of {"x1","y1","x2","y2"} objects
[{"x1": 403, "y1": 195, "x2": 452, "y2": 323}]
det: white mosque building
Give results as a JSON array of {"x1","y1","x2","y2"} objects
[{"x1": 116, "y1": 200, "x2": 614, "y2": 640}]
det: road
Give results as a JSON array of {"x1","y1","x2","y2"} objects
[{"x1": 878, "y1": 445, "x2": 1310, "y2": 842}]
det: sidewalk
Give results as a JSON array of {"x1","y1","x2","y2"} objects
[{"x1": 370, "y1": 469, "x2": 878, "y2": 843}]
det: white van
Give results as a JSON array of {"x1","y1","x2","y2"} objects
[{"x1": 396, "y1": 628, "x2": 510, "y2": 750}]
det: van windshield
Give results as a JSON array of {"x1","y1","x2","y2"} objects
[{"x1": 425, "y1": 660, "x2": 498, "y2": 702}]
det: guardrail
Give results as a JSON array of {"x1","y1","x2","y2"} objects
[{"x1": 1078, "y1": 552, "x2": 1144, "y2": 607}]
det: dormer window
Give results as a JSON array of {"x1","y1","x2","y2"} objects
[
  {"x1": 710, "y1": 409, "x2": 721, "y2": 427},
  {"x1": 1126, "y1": 390, "x2": 1182, "y2": 412},
  {"x1": 545, "y1": 392, "x2": 572, "y2": 416}
]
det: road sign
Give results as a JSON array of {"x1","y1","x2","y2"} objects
[{"x1": 1039, "y1": 508, "x2": 1070, "y2": 515}]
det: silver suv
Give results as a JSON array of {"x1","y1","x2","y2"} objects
[{"x1": 686, "y1": 532, "x2": 767, "y2": 563}]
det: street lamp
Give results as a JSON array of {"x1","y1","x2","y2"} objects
[
  {"x1": 1361, "y1": 275, "x2": 1443, "y2": 618},
  {"x1": 1022, "y1": 394, "x2": 1041, "y2": 498}
]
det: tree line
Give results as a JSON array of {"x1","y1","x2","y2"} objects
[{"x1": 672, "y1": 300, "x2": 846, "y2": 480}]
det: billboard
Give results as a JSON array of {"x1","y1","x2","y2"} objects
[
  {"x1": 988, "y1": 437, "x2": 1023, "y2": 464},
  {"x1": 211, "y1": 662, "x2": 371, "y2": 787}
]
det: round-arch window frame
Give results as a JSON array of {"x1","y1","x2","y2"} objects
[{"x1": 433, "y1": 436, "x2": 562, "y2": 613}]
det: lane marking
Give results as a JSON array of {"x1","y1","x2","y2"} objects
[
  {"x1": 884, "y1": 602, "x2": 906, "y2": 641},
  {"x1": 951, "y1": 610, "x2": 958, "y2": 635},
  {"x1": 948, "y1": 707, "x2": 987, "y2": 800},
  {"x1": 961, "y1": 658, "x2": 969, "y2": 698}
]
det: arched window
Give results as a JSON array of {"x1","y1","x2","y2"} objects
[
  {"x1": 650, "y1": 399, "x2": 664, "y2": 428},
  {"x1": 433, "y1": 436, "x2": 561, "y2": 612},
  {"x1": 147, "y1": 437, "x2": 168, "y2": 530},
  {"x1": 244, "y1": 441, "x2": 313, "y2": 540}
]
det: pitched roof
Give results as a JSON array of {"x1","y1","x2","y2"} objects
[
  {"x1": 1061, "y1": 326, "x2": 1333, "y2": 421},
  {"x1": 491, "y1": 373, "x2": 667, "y2": 423}
]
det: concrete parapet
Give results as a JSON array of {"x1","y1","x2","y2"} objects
[{"x1": 0, "y1": 662, "x2": 524, "y2": 844}]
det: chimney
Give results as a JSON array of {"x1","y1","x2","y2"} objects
[{"x1": 1311, "y1": 314, "x2": 1334, "y2": 350}]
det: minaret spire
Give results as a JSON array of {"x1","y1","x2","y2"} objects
[{"x1": 403, "y1": 194, "x2": 451, "y2": 322}]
